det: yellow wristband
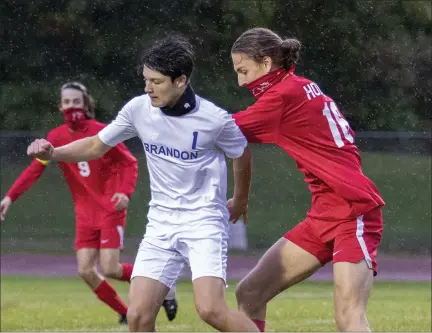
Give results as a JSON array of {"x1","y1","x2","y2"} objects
[{"x1": 36, "y1": 158, "x2": 50, "y2": 165}]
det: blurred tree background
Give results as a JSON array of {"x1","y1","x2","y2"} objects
[
  {"x1": 1, "y1": 0, "x2": 431, "y2": 132},
  {"x1": 1, "y1": 1, "x2": 431, "y2": 254}
]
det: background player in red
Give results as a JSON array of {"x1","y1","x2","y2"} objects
[
  {"x1": 0, "y1": 82, "x2": 178, "y2": 324},
  {"x1": 229, "y1": 28, "x2": 385, "y2": 332}
]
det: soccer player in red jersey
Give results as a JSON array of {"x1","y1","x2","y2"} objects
[
  {"x1": 0, "y1": 82, "x2": 178, "y2": 324},
  {"x1": 230, "y1": 28, "x2": 385, "y2": 332}
]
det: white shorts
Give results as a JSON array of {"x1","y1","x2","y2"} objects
[{"x1": 131, "y1": 206, "x2": 229, "y2": 288}]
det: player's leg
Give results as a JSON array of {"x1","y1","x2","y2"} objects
[
  {"x1": 76, "y1": 247, "x2": 103, "y2": 289},
  {"x1": 98, "y1": 223, "x2": 133, "y2": 282},
  {"x1": 182, "y1": 227, "x2": 258, "y2": 332},
  {"x1": 235, "y1": 219, "x2": 331, "y2": 331},
  {"x1": 98, "y1": 245, "x2": 131, "y2": 325},
  {"x1": 127, "y1": 239, "x2": 184, "y2": 331},
  {"x1": 333, "y1": 261, "x2": 373, "y2": 331},
  {"x1": 75, "y1": 227, "x2": 128, "y2": 323},
  {"x1": 75, "y1": 212, "x2": 104, "y2": 289},
  {"x1": 99, "y1": 223, "x2": 179, "y2": 321},
  {"x1": 128, "y1": 276, "x2": 169, "y2": 332},
  {"x1": 332, "y1": 208, "x2": 383, "y2": 331},
  {"x1": 99, "y1": 248, "x2": 132, "y2": 280},
  {"x1": 193, "y1": 276, "x2": 259, "y2": 332}
]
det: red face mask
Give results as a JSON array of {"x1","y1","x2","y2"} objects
[
  {"x1": 63, "y1": 107, "x2": 87, "y2": 130},
  {"x1": 245, "y1": 67, "x2": 294, "y2": 99}
]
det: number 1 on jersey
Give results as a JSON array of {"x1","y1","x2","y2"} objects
[
  {"x1": 322, "y1": 101, "x2": 354, "y2": 148},
  {"x1": 191, "y1": 131, "x2": 198, "y2": 150}
]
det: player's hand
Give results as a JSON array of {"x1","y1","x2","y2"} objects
[
  {"x1": 0, "y1": 196, "x2": 12, "y2": 221},
  {"x1": 227, "y1": 197, "x2": 248, "y2": 224},
  {"x1": 27, "y1": 139, "x2": 54, "y2": 161},
  {"x1": 111, "y1": 193, "x2": 129, "y2": 211}
]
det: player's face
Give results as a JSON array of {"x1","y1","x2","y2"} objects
[
  {"x1": 60, "y1": 88, "x2": 85, "y2": 112},
  {"x1": 143, "y1": 66, "x2": 187, "y2": 108},
  {"x1": 232, "y1": 53, "x2": 273, "y2": 87}
]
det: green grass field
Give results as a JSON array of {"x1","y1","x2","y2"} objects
[
  {"x1": 1, "y1": 277, "x2": 430, "y2": 332},
  {"x1": 1, "y1": 148, "x2": 431, "y2": 254}
]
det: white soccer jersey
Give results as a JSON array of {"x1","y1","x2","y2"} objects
[{"x1": 98, "y1": 93, "x2": 247, "y2": 215}]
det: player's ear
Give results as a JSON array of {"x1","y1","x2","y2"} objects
[
  {"x1": 175, "y1": 75, "x2": 187, "y2": 88},
  {"x1": 262, "y1": 56, "x2": 272, "y2": 72}
]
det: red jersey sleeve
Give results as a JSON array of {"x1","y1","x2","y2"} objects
[
  {"x1": 5, "y1": 159, "x2": 47, "y2": 202},
  {"x1": 232, "y1": 89, "x2": 283, "y2": 144},
  {"x1": 105, "y1": 143, "x2": 138, "y2": 199},
  {"x1": 5, "y1": 130, "x2": 59, "y2": 202}
]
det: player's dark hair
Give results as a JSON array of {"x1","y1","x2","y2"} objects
[
  {"x1": 140, "y1": 35, "x2": 195, "y2": 81},
  {"x1": 231, "y1": 28, "x2": 301, "y2": 70},
  {"x1": 60, "y1": 82, "x2": 95, "y2": 118}
]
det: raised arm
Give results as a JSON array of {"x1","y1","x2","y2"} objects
[{"x1": 27, "y1": 135, "x2": 110, "y2": 162}]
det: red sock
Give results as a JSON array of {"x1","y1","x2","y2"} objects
[
  {"x1": 252, "y1": 319, "x2": 266, "y2": 332},
  {"x1": 120, "y1": 263, "x2": 133, "y2": 282},
  {"x1": 94, "y1": 280, "x2": 128, "y2": 315}
]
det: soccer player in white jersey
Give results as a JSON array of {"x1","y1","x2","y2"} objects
[{"x1": 27, "y1": 35, "x2": 259, "y2": 332}]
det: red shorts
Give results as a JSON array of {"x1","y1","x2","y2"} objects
[
  {"x1": 284, "y1": 207, "x2": 383, "y2": 274},
  {"x1": 75, "y1": 209, "x2": 127, "y2": 251}
]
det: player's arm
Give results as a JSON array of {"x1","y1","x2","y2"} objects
[
  {"x1": 27, "y1": 101, "x2": 138, "y2": 163},
  {"x1": 232, "y1": 146, "x2": 252, "y2": 204},
  {"x1": 106, "y1": 142, "x2": 139, "y2": 211},
  {"x1": 215, "y1": 111, "x2": 252, "y2": 223},
  {"x1": 51, "y1": 135, "x2": 110, "y2": 162},
  {"x1": 0, "y1": 159, "x2": 48, "y2": 221},
  {"x1": 109, "y1": 143, "x2": 139, "y2": 199},
  {"x1": 232, "y1": 89, "x2": 283, "y2": 144},
  {"x1": 27, "y1": 135, "x2": 110, "y2": 162},
  {"x1": 1, "y1": 129, "x2": 59, "y2": 221}
]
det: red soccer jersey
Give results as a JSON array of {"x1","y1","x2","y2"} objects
[
  {"x1": 6, "y1": 119, "x2": 138, "y2": 217},
  {"x1": 233, "y1": 74, "x2": 385, "y2": 221}
]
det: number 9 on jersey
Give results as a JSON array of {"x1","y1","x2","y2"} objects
[{"x1": 77, "y1": 161, "x2": 91, "y2": 177}]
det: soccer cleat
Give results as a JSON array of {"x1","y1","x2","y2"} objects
[
  {"x1": 162, "y1": 298, "x2": 178, "y2": 321},
  {"x1": 119, "y1": 314, "x2": 128, "y2": 325}
]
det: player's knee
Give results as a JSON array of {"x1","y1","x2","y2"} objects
[
  {"x1": 334, "y1": 282, "x2": 370, "y2": 330},
  {"x1": 195, "y1": 301, "x2": 226, "y2": 326},
  {"x1": 235, "y1": 279, "x2": 260, "y2": 310},
  {"x1": 77, "y1": 267, "x2": 95, "y2": 281},
  {"x1": 335, "y1": 304, "x2": 368, "y2": 331},
  {"x1": 127, "y1": 307, "x2": 155, "y2": 331},
  {"x1": 100, "y1": 264, "x2": 120, "y2": 279}
]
